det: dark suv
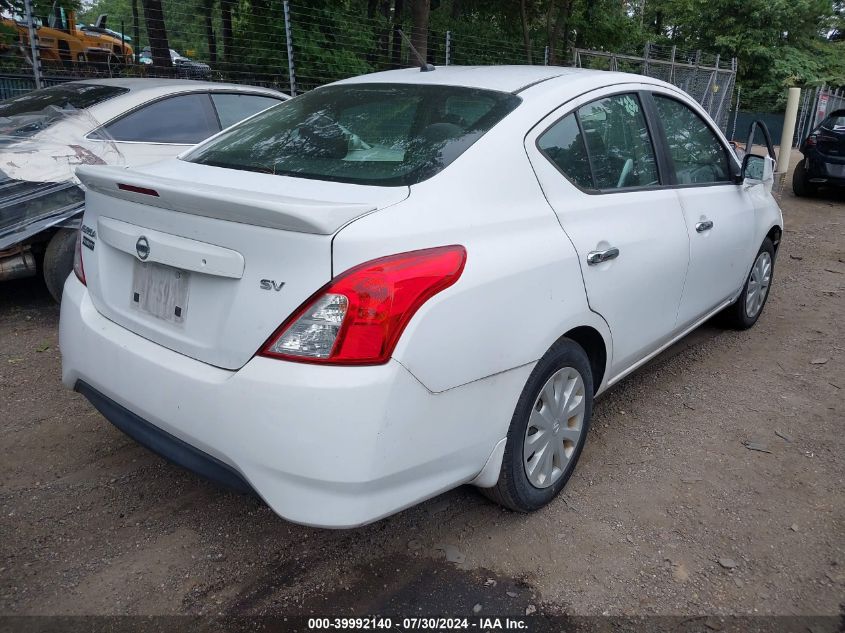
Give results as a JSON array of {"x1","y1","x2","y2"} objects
[{"x1": 794, "y1": 108, "x2": 845, "y2": 196}]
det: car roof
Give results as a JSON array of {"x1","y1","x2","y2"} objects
[
  {"x1": 62, "y1": 77, "x2": 286, "y2": 98},
  {"x1": 331, "y1": 65, "x2": 580, "y2": 93},
  {"x1": 329, "y1": 65, "x2": 674, "y2": 95}
]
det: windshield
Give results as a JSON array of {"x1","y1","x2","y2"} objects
[{"x1": 185, "y1": 83, "x2": 521, "y2": 186}]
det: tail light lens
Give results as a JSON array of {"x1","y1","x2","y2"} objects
[
  {"x1": 73, "y1": 229, "x2": 86, "y2": 285},
  {"x1": 805, "y1": 134, "x2": 817, "y2": 147},
  {"x1": 259, "y1": 245, "x2": 467, "y2": 365}
]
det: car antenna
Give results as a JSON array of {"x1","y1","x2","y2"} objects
[{"x1": 397, "y1": 29, "x2": 435, "y2": 72}]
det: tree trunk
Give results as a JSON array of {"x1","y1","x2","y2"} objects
[
  {"x1": 546, "y1": 0, "x2": 573, "y2": 65},
  {"x1": 203, "y1": 0, "x2": 217, "y2": 64},
  {"x1": 367, "y1": 0, "x2": 392, "y2": 65},
  {"x1": 410, "y1": 0, "x2": 429, "y2": 66},
  {"x1": 450, "y1": 0, "x2": 462, "y2": 20},
  {"x1": 545, "y1": 1, "x2": 555, "y2": 61},
  {"x1": 141, "y1": 0, "x2": 172, "y2": 70},
  {"x1": 520, "y1": 0, "x2": 532, "y2": 63},
  {"x1": 391, "y1": 0, "x2": 404, "y2": 68},
  {"x1": 131, "y1": 0, "x2": 140, "y2": 63},
  {"x1": 221, "y1": 0, "x2": 233, "y2": 64}
]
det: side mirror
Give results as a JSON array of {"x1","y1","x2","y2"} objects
[{"x1": 741, "y1": 154, "x2": 775, "y2": 191}]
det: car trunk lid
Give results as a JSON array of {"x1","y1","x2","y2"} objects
[{"x1": 76, "y1": 160, "x2": 408, "y2": 369}]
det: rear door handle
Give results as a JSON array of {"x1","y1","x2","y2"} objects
[
  {"x1": 695, "y1": 220, "x2": 714, "y2": 233},
  {"x1": 587, "y1": 247, "x2": 620, "y2": 265}
]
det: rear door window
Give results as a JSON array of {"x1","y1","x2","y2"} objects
[
  {"x1": 577, "y1": 93, "x2": 659, "y2": 189},
  {"x1": 211, "y1": 93, "x2": 282, "y2": 129},
  {"x1": 537, "y1": 92, "x2": 659, "y2": 191},
  {"x1": 95, "y1": 93, "x2": 220, "y2": 144},
  {"x1": 537, "y1": 114, "x2": 593, "y2": 189}
]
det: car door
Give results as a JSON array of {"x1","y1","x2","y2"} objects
[
  {"x1": 88, "y1": 92, "x2": 221, "y2": 166},
  {"x1": 525, "y1": 89, "x2": 690, "y2": 377},
  {"x1": 647, "y1": 91, "x2": 755, "y2": 329}
]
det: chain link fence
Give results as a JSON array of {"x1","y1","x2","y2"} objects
[
  {"x1": 725, "y1": 84, "x2": 845, "y2": 149},
  {"x1": 2, "y1": 0, "x2": 738, "y2": 129},
  {"x1": 574, "y1": 43, "x2": 737, "y2": 131},
  {"x1": 793, "y1": 86, "x2": 845, "y2": 147}
]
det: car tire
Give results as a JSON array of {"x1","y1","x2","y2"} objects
[
  {"x1": 482, "y1": 338, "x2": 593, "y2": 512},
  {"x1": 720, "y1": 238, "x2": 776, "y2": 330},
  {"x1": 792, "y1": 159, "x2": 816, "y2": 197},
  {"x1": 43, "y1": 229, "x2": 76, "y2": 303}
]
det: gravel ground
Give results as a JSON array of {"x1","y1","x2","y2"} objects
[{"x1": 1, "y1": 161, "x2": 843, "y2": 618}]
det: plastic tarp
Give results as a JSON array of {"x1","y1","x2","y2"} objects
[{"x1": 0, "y1": 106, "x2": 122, "y2": 250}]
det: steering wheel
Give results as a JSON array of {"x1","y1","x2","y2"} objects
[{"x1": 617, "y1": 158, "x2": 634, "y2": 189}]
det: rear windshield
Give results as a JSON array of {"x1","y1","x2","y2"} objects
[
  {"x1": 821, "y1": 111, "x2": 845, "y2": 131},
  {"x1": 185, "y1": 83, "x2": 522, "y2": 186},
  {"x1": 0, "y1": 83, "x2": 128, "y2": 117}
]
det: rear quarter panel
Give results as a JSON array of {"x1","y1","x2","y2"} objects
[{"x1": 332, "y1": 122, "x2": 611, "y2": 394}]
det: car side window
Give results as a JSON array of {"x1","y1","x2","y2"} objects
[
  {"x1": 211, "y1": 93, "x2": 282, "y2": 129},
  {"x1": 537, "y1": 114, "x2": 593, "y2": 189},
  {"x1": 577, "y1": 93, "x2": 659, "y2": 189},
  {"x1": 98, "y1": 93, "x2": 220, "y2": 144},
  {"x1": 653, "y1": 95, "x2": 731, "y2": 184}
]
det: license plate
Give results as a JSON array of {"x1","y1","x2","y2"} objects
[{"x1": 131, "y1": 260, "x2": 190, "y2": 325}]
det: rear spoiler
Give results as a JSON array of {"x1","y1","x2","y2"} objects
[{"x1": 76, "y1": 165, "x2": 377, "y2": 235}]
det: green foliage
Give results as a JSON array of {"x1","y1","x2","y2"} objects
[
  {"x1": 3, "y1": 0, "x2": 82, "y2": 21},
  {"x1": 71, "y1": 0, "x2": 843, "y2": 108},
  {"x1": 643, "y1": 0, "x2": 844, "y2": 107}
]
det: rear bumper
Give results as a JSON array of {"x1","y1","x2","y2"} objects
[
  {"x1": 75, "y1": 380, "x2": 256, "y2": 495},
  {"x1": 804, "y1": 154, "x2": 845, "y2": 185},
  {"x1": 59, "y1": 277, "x2": 529, "y2": 527},
  {"x1": 808, "y1": 176, "x2": 845, "y2": 187}
]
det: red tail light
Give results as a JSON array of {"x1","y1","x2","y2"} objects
[
  {"x1": 259, "y1": 245, "x2": 467, "y2": 365},
  {"x1": 117, "y1": 183, "x2": 159, "y2": 197},
  {"x1": 73, "y1": 229, "x2": 86, "y2": 285},
  {"x1": 805, "y1": 135, "x2": 817, "y2": 147}
]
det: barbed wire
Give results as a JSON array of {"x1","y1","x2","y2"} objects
[{"x1": 0, "y1": 0, "x2": 831, "y2": 139}]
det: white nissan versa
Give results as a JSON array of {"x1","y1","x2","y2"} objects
[{"x1": 59, "y1": 66, "x2": 783, "y2": 527}]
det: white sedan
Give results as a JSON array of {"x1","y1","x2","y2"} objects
[
  {"x1": 60, "y1": 66, "x2": 783, "y2": 527},
  {"x1": 0, "y1": 78, "x2": 286, "y2": 300}
]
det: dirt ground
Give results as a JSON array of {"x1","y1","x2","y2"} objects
[{"x1": 1, "y1": 158, "x2": 843, "y2": 620}]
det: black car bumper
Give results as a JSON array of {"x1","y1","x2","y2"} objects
[
  {"x1": 75, "y1": 380, "x2": 257, "y2": 495},
  {"x1": 804, "y1": 153, "x2": 845, "y2": 186}
]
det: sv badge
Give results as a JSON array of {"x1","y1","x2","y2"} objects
[{"x1": 260, "y1": 279, "x2": 285, "y2": 291}]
